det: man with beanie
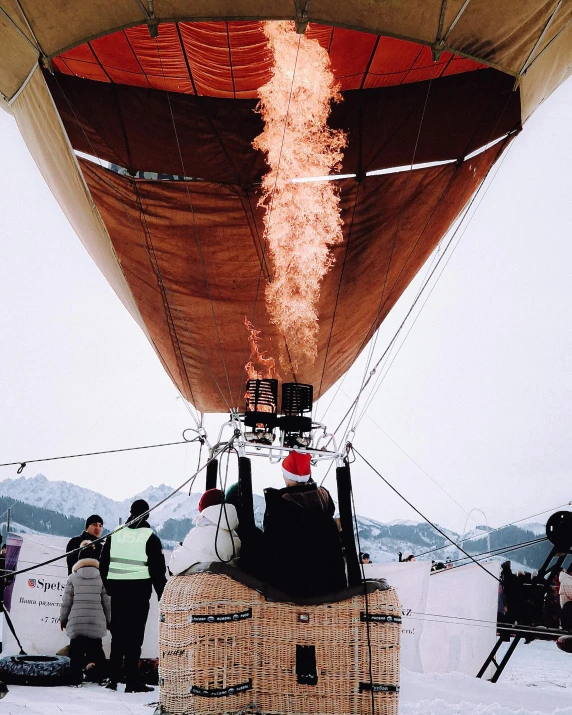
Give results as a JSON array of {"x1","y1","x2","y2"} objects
[
  {"x1": 66, "y1": 515, "x2": 104, "y2": 575},
  {"x1": 262, "y1": 451, "x2": 346, "y2": 597},
  {"x1": 99, "y1": 499, "x2": 166, "y2": 693}
]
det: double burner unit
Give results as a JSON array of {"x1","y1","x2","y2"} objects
[{"x1": 244, "y1": 379, "x2": 314, "y2": 448}]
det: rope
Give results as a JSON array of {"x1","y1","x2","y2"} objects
[
  {"x1": 353, "y1": 446, "x2": 500, "y2": 583},
  {"x1": 415, "y1": 502, "x2": 570, "y2": 559},
  {"x1": 439, "y1": 537, "x2": 548, "y2": 568},
  {"x1": 404, "y1": 610, "x2": 564, "y2": 638},
  {"x1": 0, "y1": 433, "x2": 202, "y2": 471},
  {"x1": 0, "y1": 437, "x2": 235, "y2": 582}
]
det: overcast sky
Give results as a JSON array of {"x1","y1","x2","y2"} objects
[{"x1": 1, "y1": 78, "x2": 571, "y2": 536}]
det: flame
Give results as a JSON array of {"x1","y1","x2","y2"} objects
[
  {"x1": 253, "y1": 21, "x2": 347, "y2": 368},
  {"x1": 244, "y1": 316, "x2": 276, "y2": 381}
]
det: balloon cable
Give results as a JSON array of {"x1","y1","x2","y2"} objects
[
  {"x1": 0, "y1": 437, "x2": 234, "y2": 582},
  {"x1": 352, "y1": 445, "x2": 500, "y2": 583}
]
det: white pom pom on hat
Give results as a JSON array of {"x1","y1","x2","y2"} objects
[{"x1": 282, "y1": 450, "x2": 311, "y2": 483}]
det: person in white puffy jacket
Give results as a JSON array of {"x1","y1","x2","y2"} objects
[{"x1": 169, "y1": 489, "x2": 241, "y2": 575}]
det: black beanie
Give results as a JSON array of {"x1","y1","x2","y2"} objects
[
  {"x1": 130, "y1": 499, "x2": 149, "y2": 518},
  {"x1": 85, "y1": 514, "x2": 103, "y2": 529}
]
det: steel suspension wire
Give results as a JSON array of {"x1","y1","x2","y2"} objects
[
  {"x1": 443, "y1": 537, "x2": 548, "y2": 567},
  {"x1": 330, "y1": 132, "x2": 515, "y2": 446},
  {"x1": 0, "y1": 437, "x2": 235, "y2": 582},
  {"x1": 404, "y1": 611, "x2": 564, "y2": 638},
  {"x1": 343, "y1": 399, "x2": 477, "y2": 526},
  {"x1": 339, "y1": 71, "x2": 439, "y2": 439},
  {"x1": 154, "y1": 39, "x2": 235, "y2": 408},
  {"x1": 352, "y1": 133, "x2": 517, "y2": 434},
  {"x1": 353, "y1": 446, "x2": 500, "y2": 583},
  {"x1": 414, "y1": 502, "x2": 570, "y2": 559},
  {"x1": 340, "y1": 88, "x2": 519, "y2": 446},
  {"x1": 50, "y1": 73, "x2": 208, "y2": 426},
  {"x1": 314, "y1": 181, "x2": 362, "y2": 421}
]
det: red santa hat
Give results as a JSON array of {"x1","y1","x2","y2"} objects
[
  {"x1": 282, "y1": 450, "x2": 311, "y2": 483},
  {"x1": 198, "y1": 488, "x2": 224, "y2": 512}
]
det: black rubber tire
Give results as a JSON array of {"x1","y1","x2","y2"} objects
[
  {"x1": 0, "y1": 655, "x2": 71, "y2": 686},
  {"x1": 557, "y1": 635, "x2": 572, "y2": 654}
]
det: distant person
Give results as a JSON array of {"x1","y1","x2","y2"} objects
[
  {"x1": 361, "y1": 552, "x2": 371, "y2": 565},
  {"x1": 500, "y1": 561, "x2": 517, "y2": 624},
  {"x1": 559, "y1": 565, "x2": 572, "y2": 632},
  {"x1": 543, "y1": 573, "x2": 561, "y2": 629},
  {"x1": 400, "y1": 552, "x2": 415, "y2": 563},
  {"x1": 100, "y1": 499, "x2": 166, "y2": 693},
  {"x1": 262, "y1": 451, "x2": 346, "y2": 597},
  {"x1": 169, "y1": 489, "x2": 241, "y2": 574},
  {"x1": 66, "y1": 515, "x2": 104, "y2": 575},
  {"x1": 60, "y1": 540, "x2": 111, "y2": 686}
]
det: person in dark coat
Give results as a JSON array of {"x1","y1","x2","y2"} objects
[
  {"x1": 66, "y1": 515, "x2": 104, "y2": 575},
  {"x1": 262, "y1": 451, "x2": 346, "y2": 597},
  {"x1": 99, "y1": 499, "x2": 166, "y2": 693},
  {"x1": 500, "y1": 561, "x2": 517, "y2": 624}
]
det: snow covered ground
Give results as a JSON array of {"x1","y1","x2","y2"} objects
[{"x1": 0, "y1": 640, "x2": 570, "y2": 715}]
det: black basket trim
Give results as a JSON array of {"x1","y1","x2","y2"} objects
[
  {"x1": 360, "y1": 612, "x2": 402, "y2": 624},
  {"x1": 359, "y1": 682, "x2": 400, "y2": 693},
  {"x1": 190, "y1": 680, "x2": 252, "y2": 697},
  {"x1": 188, "y1": 608, "x2": 252, "y2": 624}
]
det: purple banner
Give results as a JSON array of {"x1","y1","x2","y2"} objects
[{"x1": 3, "y1": 534, "x2": 23, "y2": 612}]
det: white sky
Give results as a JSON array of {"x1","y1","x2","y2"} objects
[{"x1": 1, "y1": 79, "x2": 571, "y2": 537}]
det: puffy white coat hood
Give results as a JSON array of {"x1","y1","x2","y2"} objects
[
  {"x1": 169, "y1": 503, "x2": 241, "y2": 576},
  {"x1": 560, "y1": 570, "x2": 572, "y2": 606}
]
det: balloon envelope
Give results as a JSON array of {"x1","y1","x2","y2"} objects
[{"x1": 1, "y1": 5, "x2": 571, "y2": 412}]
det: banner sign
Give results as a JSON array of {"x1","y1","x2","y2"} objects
[
  {"x1": 2, "y1": 533, "x2": 168, "y2": 658},
  {"x1": 362, "y1": 561, "x2": 431, "y2": 673}
]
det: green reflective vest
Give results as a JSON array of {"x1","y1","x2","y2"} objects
[{"x1": 108, "y1": 527, "x2": 152, "y2": 580}]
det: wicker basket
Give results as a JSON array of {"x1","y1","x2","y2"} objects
[{"x1": 158, "y1": 572, "x2": 400, "y2": 715}]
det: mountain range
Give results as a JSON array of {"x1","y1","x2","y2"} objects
[{"x1": 0, "y1": 473, "x2": 552, "y2": 568}]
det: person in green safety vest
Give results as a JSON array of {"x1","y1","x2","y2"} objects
[{"x1": 99, "y1": 499, "x2": 166, "y2": 693}]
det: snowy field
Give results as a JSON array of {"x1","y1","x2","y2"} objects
[{"x1": 0, "y1": 640, "x2": 570, "y2": 715}]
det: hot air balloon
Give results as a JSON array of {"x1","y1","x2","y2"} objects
[
  {"x1": 2, "y1": 1, "x2": 570, "y2": 415},
  {"x1": 1, "y1": 3, "x2": 571, "y2": 711}
]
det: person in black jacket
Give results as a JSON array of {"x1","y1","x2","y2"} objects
[
  {"x1": 99, "y1": 499, "x2": 166, "y2": 693},
  {"x1": 66, "y1": 515, "x2": 104, "y2": 575},
  {"x1": 262, "y1": 451, "x2": 346, "y2": 597}
]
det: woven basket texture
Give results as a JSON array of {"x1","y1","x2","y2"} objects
[{"x1": 159, "y1": 573, "x2": 400, "y2": 715}]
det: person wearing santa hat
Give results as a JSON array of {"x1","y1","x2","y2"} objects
[
  {"x1": 169, "y1": 488, "x2": 241, "y2": 576},
  {"x1": 262, "y1": 450, "x2": 346, "y2": 597}
]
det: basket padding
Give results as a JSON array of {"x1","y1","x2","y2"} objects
[
  {"x1": 204, "y1": 562, "x2": 390, "y2": 605},
  {"x1": 159, "y1": 571, "x2": 400, "y2": 715}
]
